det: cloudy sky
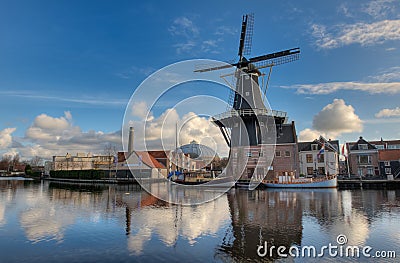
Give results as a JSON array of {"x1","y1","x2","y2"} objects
[{"x1": 0, "y1": 0, "x2": 399, "y2": 159}]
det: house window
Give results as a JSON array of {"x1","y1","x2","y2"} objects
[
  {"x1": 358, "y1": 144, "x2": 368, "y2": 150},
  {"x1": 358, "y1": 168, "x2": 363, "y2": 176},
  {"x1": 285, "y1": 151, "x2": 291, "y2": 157},
  {"x1": 275, "y1": 151, "x2": 281, "y2": 157},
  {"x1": 318, "y1": 154, "x2": 324, "y2": 163},
  {"x1": 388, "y1": 144, "x2": 400, "y2": 149},
  {"x1": 246, "y1": 152, "x2": 252, "y2": 157},
  {"x1": 385, "y1": 168, "x2": 392, "y2": 174},
  {"x1": 311, "y1": 144, "x2": 318, "y2": 151},
  {"x1": 367, "y1": 167, "x2": 374, "y2": 175},
  {"x1": 358, "y1": 155, "x2": 371, "y2": 164},
  {"x1": 318, "y1": 167, "x2": 325, "y2": 175},
  {"x1": 306, "y1": 154, "x2": 313, "y2": 163},
  {"x1": 375, "y1": 145, "x2": 385, "y2": 150},
  {"x1": 307, "y1": 167, "x2": 314, "y2": 175},
  {"x1": 384, "y1": 161, "x2": 390, "y2": 166}
]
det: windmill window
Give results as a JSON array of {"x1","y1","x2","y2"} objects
[
  {"x1": 245, "y1": 75, "x2": 250, "y2": 80},
  {"x1": 245, "y1": 92, "x2": 250, "y2": 96},
  {"x1": 234, "y1": 122, "x2": 239, "y2": 127}
]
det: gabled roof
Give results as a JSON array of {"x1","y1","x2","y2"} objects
[
  {"x1": 349, "y1": 136, "x2": 377, "y2": 150},
  {"x1": 135, "y1": 151, "x2": 166, "y2": 169},
  {"x1": 298, "y1": 137, "x2": 339, "y2": 152}
]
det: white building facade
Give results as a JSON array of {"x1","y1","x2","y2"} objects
[{"x1": 298, "y1": 138, "x2": 339, "y2": 177}]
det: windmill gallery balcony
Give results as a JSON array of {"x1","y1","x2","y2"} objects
[{"x1": 212, "y1": 108, "x2": 287, "y2": 122}]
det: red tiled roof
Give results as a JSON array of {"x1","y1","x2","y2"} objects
[
  {"x1": 147, "y1": 150, "x2": 169, "y2": 159},
  {"x1": 135, "y1": 151, "x2": 166, "y2": 169},
  {"x1": 379, "y1": 150, "x2": 400, "y2": 161}
]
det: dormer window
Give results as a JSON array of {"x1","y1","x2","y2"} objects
[{"x1": 358, "y1": 144, "x2": 368, "y2": 150}]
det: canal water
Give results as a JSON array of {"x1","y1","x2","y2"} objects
[{"x1": 0, "y1": 179, "x2": 399, "y2": 262}]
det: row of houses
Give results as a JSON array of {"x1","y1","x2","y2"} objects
[
  {"x1": 50, "y1": 140, "x2": 218, "y2": 179},
  {"x1": 48, "y1": 128, "x2": 400, "y2": 180},
  {"x1": 345, "y1": 137, "x2": 400, "y2": 179},
  {"x1": 234, "y1": 123, "x2": 400, "y2": 180}
]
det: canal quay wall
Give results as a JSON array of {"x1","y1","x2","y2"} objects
[
  {"x1": 338, "y1": 179, "x2": 400, "y2": 189},
  {"x1": 44, "y1": 177, "x2": 163, "y2": 184}
]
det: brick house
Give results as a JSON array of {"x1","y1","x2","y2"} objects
[
  {"x1": 346, "y1": 137, "x2": 379, "y2": 177},
  {"x1": 377, "y1": 148, "x2": 400, "y2": 179},
  {"x1": 233, "y1": 121, "x2": 299, "y2": 181}
]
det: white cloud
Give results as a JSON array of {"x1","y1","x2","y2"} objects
[
  {"x1": 131, "y1": 101, "x2": 151, "y2": 120},
  {"x1": 298, "y1": 128, "x2": 324, "y2": 142},
  {"x1": 338, "y1": 3, "x2": 353, "y2": 18},
  {"x1": 168, "y1": 17, "x2": 199, "y2": 38},
  {"x1": 214, "y1": 25, "x2": 237, "y2": 36},
  {"x1": 33, "y1": 111, "x2": 71, "y2": 130},
  {"x1": 299, "y1": 99, "x2": 363, "y2": 141},
  {"x1": 0, "y1": 90, "x2": 126, "y2": 107},
  {"x1": 0, "y1": 112, "x2": 123, "y2": 159},
  {"x1": 128, "y1": 108, "x2": 229, "y2": 157},
  {"x1": 313, "y1": 99, "x2": 363, "y2": 135},
  {"x1": 282, "y1": 81, "x2": 400, "y2": 95},
  {"x1": 312, "y1": 19, "x2": 400, "y2": 49},
  {"x1": 168, "y1": 16, "x2": 228, "y2": 55},
  {"x1": 362, "y1": 0, "x2": 396, "y2": 19},
  {"x1": 375, "y1": 107, "x2": 400, "y2": 118},
  {"x1": 370, "y1": 66, "x2": 400, "y2": 82},
  {"x1": 173, "y1": 41, "x2": 196, "y2": 54},
  {"x1": 0, "y1": 128, "x2": 16, "y2": 149}
]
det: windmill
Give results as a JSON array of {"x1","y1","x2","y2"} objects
[{"x1": 195, "y1": 14, "x2": 300, "y2": 148}]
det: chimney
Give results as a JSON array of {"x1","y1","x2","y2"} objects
[{"x1": 128, "y1": 127, "x2": 134, "y2": 155}]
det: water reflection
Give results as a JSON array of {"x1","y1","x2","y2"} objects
[
  {"x1": 0, "y1": 180, "x2": 399, "y2": 262},
  {"x1": 122, "y1": 189, "x2": 231, "y2": 255},
  {"x1": 219, "y1": 188, "x2": 400, "y2": 262}
]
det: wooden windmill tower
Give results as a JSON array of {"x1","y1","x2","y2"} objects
[{"x1": 195, "y1": 14, "x2": 300, "y2": 181}]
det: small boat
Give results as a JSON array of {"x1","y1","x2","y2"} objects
[{"x1": 263, "y1": 175, "x2": 337, "y2": 188}]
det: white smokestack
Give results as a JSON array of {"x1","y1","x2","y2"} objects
[{"x1": 128, "y1": 127, "x2": 134, "y2": 155}]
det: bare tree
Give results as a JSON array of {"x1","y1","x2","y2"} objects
[
  {"x1": 11, "y1": 154, "x2": 20, "y2": 171},
  {"x1": 103, "y1": 143, "x2": 117, "y2": 178},
  {"x1": 30, "y1": 156, "x2": 43, "y2": 167},
  {"x1": 0, "y1": 155, "x2": 12, "y2": 171}
]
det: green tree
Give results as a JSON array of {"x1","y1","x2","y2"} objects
[{"x1": 25, "y1": 164, "x2": 32, "y2": 175}]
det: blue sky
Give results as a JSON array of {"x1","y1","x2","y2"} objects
[{"x1": 0, "y1": 0, "x2": 399, "y2": 159}]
